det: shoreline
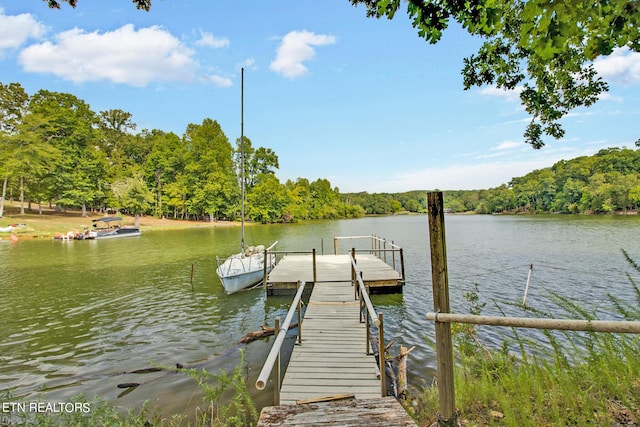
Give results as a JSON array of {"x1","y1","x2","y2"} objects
[{"x1": 0, "y1": 206, "x2": 240, "y2": 240}]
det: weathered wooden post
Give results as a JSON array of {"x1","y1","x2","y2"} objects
[
  {"x1": 296, "y1": 281, "x2": 303, "y2": 345},
  {"x1": 427, "y1": 191, "x2": 457, "y2": 426},
  {"x1": 263, "y1": 247, "x2": 269, "y2": 292},
  {"x1": 312, "y1": 248, "x2": 317, "y2": 284},
  {"x1": 392, "y1": 240, "x2": 396, "y2": 269},
  {"x1": 378, "y1": 312, "x2": 386, "y2": 397},
  {"x1": 400, "y1": 247, "x2": 406, "y2": 284},
  {"x1": 190, "y1": 263, "x2": 194, "y2": 291},
  {"x1": 352, "y1": 247, "x2": 358, "y2": 300}
]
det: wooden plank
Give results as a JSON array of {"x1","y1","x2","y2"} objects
[
  {"x1": 257, "y1": 397, "x2": 418, "y2": 426},
  {"x1": 295, "y1": 393, "x2": 355, "y2": 405}
]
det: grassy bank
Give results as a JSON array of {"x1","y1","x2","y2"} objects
[
  {"x1": 0, "y1": 202, "x2": 238, "y2": 240},
  {"x1": 405, "y1": 251, "x2": 640, "y2": 426}
]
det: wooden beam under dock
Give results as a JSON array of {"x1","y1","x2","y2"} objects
[{"x1": 257, "y1": 396, "x2": 417, "y2": 426}]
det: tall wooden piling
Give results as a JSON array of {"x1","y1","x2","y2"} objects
[{"x1": 427, "y1": 191, "x2": 457, "y2": 426}]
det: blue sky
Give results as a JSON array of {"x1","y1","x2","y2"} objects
[{"x1": 1, "y1": 1, "x2": 639, "y2": 193}]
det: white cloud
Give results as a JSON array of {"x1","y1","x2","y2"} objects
[
  {"x1": 196, "y1": 31, "x2": 229, "y2": 48},
  {"x1": 18, "y1": 24, "x2": 197, "y2": 87},
  {"x1": 269, "y1": 30, "x2": 336, "y2": 78},
  {"x1": 594, "y1": 47, "x2": 640, "y2": 85},
  {"x1": 368, "y1": 159, "x2": 558, "y2": 192},
  {"x1": 204, "y1": 74, "x2": 232, "y2": 88},
  {"x1": 237, "y1": 58, "x2": 258, "y2": 71},
  {"x1": 492, "y1": 140, "x2": 522, "y2": 151},
  {"x1": 478, "y1": 85, "x2": 523, "y2": 102},
  {"x1": 346, "y1": 142, "x2": 622, "y2": 193},
  {"x1": 0, "y1": 10, "x2": 46, "y2": 53}
]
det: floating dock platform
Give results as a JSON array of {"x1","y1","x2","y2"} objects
[{"x1": 265, "y1": 253, "x2": 404, "y2": 295}]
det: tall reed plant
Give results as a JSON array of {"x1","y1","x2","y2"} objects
[{"x1": 408, "y1": 250, "x2": 640, "y2": 426}]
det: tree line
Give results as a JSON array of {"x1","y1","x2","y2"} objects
[
  {"x1": 2, "y1": 82, "x2": 638, "y2": 223},
  {"x1": 443, "y1": 147, "x2": 640, "y2": 214},
  {"x1": 0, "y1": 82, "x2": 375, "y2": 223}
]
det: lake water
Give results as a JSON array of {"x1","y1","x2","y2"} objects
[{"x1": 2, "y1": 214, "x2": 640, "y2": 418}]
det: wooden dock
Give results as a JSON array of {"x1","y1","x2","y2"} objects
[
  {"x1": 265, "y1": 254, "x2": 402, "y2": 295},
  {"x1": 256, "y1": 238, "x2": 416, "y2": 426},
  {"x1": 258, "y1": 278, "x2": 418, "y2": 426}
]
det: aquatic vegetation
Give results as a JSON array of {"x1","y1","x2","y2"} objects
[
  {"x1": 407, "y1": 249, "x2": 640, "y2": 426},
  {"x1": 1, "y1": 351, "x2": 257, "y2": 426}
]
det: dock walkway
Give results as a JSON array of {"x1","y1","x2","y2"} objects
[
  {"x1": 279, "y1": 280, "x2": 380, "y2": 404},
  {"x1": 256, "y1": 239, "x2": 416, "y2": 426}
]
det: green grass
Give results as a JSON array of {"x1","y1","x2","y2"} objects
[{"x1": 406, "y1": 250, "x2": 640, "y2": 426}]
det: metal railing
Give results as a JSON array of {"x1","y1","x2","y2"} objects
[
  {"x1": 335, "y1": 235, "x2": 405, "y2": 283},
  {"x1": 263, "y1": 249, "x2": 317, "y2": 289},
  {"x1": 255, "y1": 281, "x2": 306, "y2": 405},
  {"x1": 350, "y1": 253, "x2": 386, "y2": 397}
]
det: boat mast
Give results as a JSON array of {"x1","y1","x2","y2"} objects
[{"x1": 240, "y1": 67, "x2": 245, "y2": 253}]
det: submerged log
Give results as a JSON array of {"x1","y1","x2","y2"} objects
[{"x1": 239, "y1": 323, "x2": 298, "y2": 344}]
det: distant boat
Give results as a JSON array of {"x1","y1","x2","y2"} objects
[
  {"x1": 216, "y1": 68, "x2": 277, "y2": 294},
  {"x1": 90, "y1": 217, "x2": 141, "y2": 239}
]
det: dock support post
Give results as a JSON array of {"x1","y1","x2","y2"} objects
[
  {"x1": 263, "y1": 247, "x2": 269, "y2": 293},
  {"x1": 427, "y1": 191, "x2": 457, "y2": 426},
  {"x1": 297, "y1": 281, "x2": 302, "y2": 345},
  {"x1": 383, "y1": 239, "x2": 387, "y2": 263},
  {"x1": 378, "y1": 312, "x2": 386, "y2": 397},
  {"x1": 392, "y1": 240, "x2": 396, "y2": 269},
  {"x1": 352, "y1": 248, "x2": 357, "y2": 300},
  {"x1": 400, "y1": 248, "x2": 406, "y2": 285},
  {"x1": 274, "y1": 316, "x2": 281, "y2": 406},
  {"x1": 312, "y1": 248, "x2": 317, "y2": 284}
]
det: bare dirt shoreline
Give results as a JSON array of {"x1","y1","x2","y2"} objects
[{"x1": 0, "y1": 204, "x2": 239, "y2": 240}]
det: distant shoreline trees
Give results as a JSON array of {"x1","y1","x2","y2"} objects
[
  {"x1": 443, "y1": 147, "x2": 640, "y2": 214},
  {"x1": 2, "y1": 82, "x2": 639, "y2": 222}
]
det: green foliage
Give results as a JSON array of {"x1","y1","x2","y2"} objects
[
  {"x1": 411, "y1": 250, "x2": 640, "y2": 426},
  {"x1": 1, "y1": 351, "x2": 258, "y2": 426},
  {"x1": 351, "y1": 0, "x2": 639, "y2": 148},
  {"x1": 443, "y1": 147, "x2": 640, "y2": 214},
  {"x1": 0, "y1": 390, "x2": 162, "y2": 427},
  {"x1": 111, "y1": 172, "x2": 155, "y2": 225},
  {"x1": 184, "y1": 349, "x2": 258, "y2": 427},
  {"x1": 6, "y1": 79, "x2": 637, "y2": 222},
  {"x1": 247, "y1": 173, "x2": 288, "y2": 223},
  {"x1": 46, "y1": 0, "x2": 151, "y2": 11}
]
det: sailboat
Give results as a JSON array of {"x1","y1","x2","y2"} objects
[{"x1": 216, "y1": 68, "x2": 278, "y2": 294}]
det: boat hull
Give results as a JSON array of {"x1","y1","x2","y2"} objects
[
  {"x1": 216, "y1": 242, "x2": 278, "y2": 294},
  {"x1": 95, "y1": 228, "x2": 141, "y2": 239},
  {"x1": 218, "y1": 262, "x2": 274, "y2": 294}
]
